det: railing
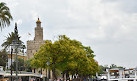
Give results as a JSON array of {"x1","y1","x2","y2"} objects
[{"x1": 110, "y1": 74, "x2": 136, "y2": 79}]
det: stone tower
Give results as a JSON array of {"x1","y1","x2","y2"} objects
[
  {"x1": 27, "y1": 18, "x2": 52, "y2": 78},
  {"x1": 27, "y1": 18, "x2": 45, "y2": 59}
]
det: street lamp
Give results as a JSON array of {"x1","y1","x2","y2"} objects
[
  {"x1": 10, "y1": 40, "x2": 21, "y2": 81},
  {"x1": 10, "y1": 40, "x2": 18, "y2": 81}
]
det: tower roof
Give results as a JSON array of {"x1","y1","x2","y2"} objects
[{"x1": 36, "y1": 18, "x2": 41, "y2": 23}]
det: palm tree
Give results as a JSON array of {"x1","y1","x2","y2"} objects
[
  {"x1": 2, "y1": 23, "x2": 24, "y2": 50},
  {"x1": 1, "y1": 32, "x2": 23, "y2": 50},
  {"x1": 1, "y1": 32, "x2": 15, "y2": 49},
  {"x1": 0, "y1": 2, "x2": 13, "y2": 30}
]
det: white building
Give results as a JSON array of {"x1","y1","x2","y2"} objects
[
  {"x1": 107, "y1": 68, "x2": 137, "y2": 81},
  {"x1": 6, "y1": 51, "x2": 27, "y2": 69}
]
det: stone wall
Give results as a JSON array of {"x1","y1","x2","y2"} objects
[
  {"x1": 27, "y1": 40, "x2": 45, "y2": 59},
  {"x1": 35, "y1": 27, "x2": 43, "y2": 41}
]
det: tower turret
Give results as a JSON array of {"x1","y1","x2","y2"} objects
[
  {"x1": 35, "y1": 18, "x2": 43, "y2": 41},
  {"x1": 36, "y1": 18, "x2": 41, "y2": 27}
]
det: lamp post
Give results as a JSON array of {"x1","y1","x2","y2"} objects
[
  {"x1": 10, "y1": 40, "x2": 17, "y2": 81},
  {"x1": 10, "y1": 45, "x2": 13, "y2": 81},
  {"x1": 11, "y1": 22, "x2": 21, "y2": 81},
  {"x1": 15, "y1": 41, "x2": 21, "y2": 81},
  {"x1": 11, "y1": 40, "x2": 21, "y2": 81}
]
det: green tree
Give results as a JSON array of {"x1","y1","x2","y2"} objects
[
  {"x1": 98, "y1": 65, "x2": 109, "y2": 75},
  {"x1": 55, "y1": 35, "x2": 98, "y2": 79},
  {"x1": 110, "y1": 64, "x2": 117, "y2": 69},
  {"x1": 31, "y1": 35, "x2": 99, "y2": 80},
  {"x1": 0, "y1": 2, "x2": 13, "y2": 30},
  {"x1": 110, "y1": 64, "x2": 124, "y2": 69},
  {"x1": 12, "y1": 58, "x2": 24, "y2": 71},
  {"x1": 12, "y1": 58, "x2": 33, "y2": 71},
  {"x1": 24, "y1": 59, "x2": 32, "y2": 72},
  {"x1": 0, "y1": 49, "x2": 8, "y2": 69}
]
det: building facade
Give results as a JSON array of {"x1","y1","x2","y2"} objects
[{"x1": 7, "y1": 51, "x2": 27, "y2": 69}]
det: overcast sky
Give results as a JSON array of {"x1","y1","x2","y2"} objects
[{"x1": 1, "y1": 0, "x2": 137, "y2": 68}]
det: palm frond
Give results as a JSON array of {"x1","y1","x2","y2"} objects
[{"x1": 0, "y1": 2, "x2": 13, "y2": 30}]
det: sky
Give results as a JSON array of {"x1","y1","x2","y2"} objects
[{"x1": 1, "y1": 0, "x2": 137, "y2": 68}]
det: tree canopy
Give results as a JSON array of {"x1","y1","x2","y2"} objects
[
  {"x1": 31, "y1": 35, "x2": 99, "y2": 80},
  {"x1": 0, "y1": 49, "x2": 8, "y2": 68},
  {"x1": 12, "y1": 58, "x2": 24, "y2": 71}
]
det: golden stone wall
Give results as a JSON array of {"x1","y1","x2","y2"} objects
[
  {"x1": 27, "y1": 40, "x2": 45, "y2": 59},
  {"x1": 35, "y1": 27, "x2": 43, "y2": 41}
]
